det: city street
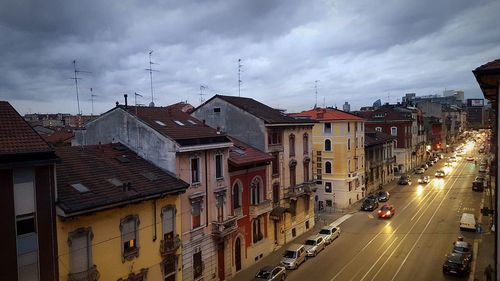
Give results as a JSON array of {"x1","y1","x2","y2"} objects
[{"x1": 285, "y1": 154, "x2": 484, "y2": 281}]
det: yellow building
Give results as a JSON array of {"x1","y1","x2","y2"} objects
[
  {"x1": 55, "y1": 143, "x2": 189, "y2": 281},
  {"x1": 291, "y1": 108, "x2": 365, "y2": 209}
]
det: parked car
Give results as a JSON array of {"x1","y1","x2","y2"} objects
[
  {"x1": 421, "y1": 164, "x2": 429, "y2": 170},
  {"x1": 475, "y1": 175, "x2": 486, "y2": 182},
  {"x1": 479, "y1": 165, "x2": 487, "y2": 173},
  {"x1": 442, "y1": 253, "x2": 471, "y2": 276},
  {"x1": 366, "y1": 193, "x2": 379, "y2": 202},
  {"x1": 450, "y1": 156, "x2": 457, "y2": 162},
  {"x1": 426, "y1": 161, "x2": 434, "y2": 167},
  {"x1": 281, "y1": 244, "x2": 306, "y2": 269},
  {"x1": 418, "y1": 176, "x2": 430, "y2": 184},
  {"x1": 318, "y1": 225, "x2": 341, "y2": 244},
  {"x1": 466, "y1": 156, "x2": 474, "y2": 162},
  {"x1": 303, "y1": 235, "x2": 326, "y2": 257},
  {"x1": 377, "y1": 190, "x2": 390, "y2": 202},
  {"x1": 415, "y1": 167, "x2": 425, "y2": 174},
  {"x1": 435, "y1": 170, "x2": 446, "y2": 178},
  {"x1": 472, "y1": 180, "x2": 484, "y2": 191},
  {"x1": 377, "y1": 204, "x2": 395, "y2": 219},
  {"x1": 253, "y1": 266, "x2": 287, "y2": 281},
  {"x1": 361, "y1": 198, "x2": 379, "y2": 211},
  {"x1": 452, "y1": 240, "x2": 473, "y2": 257},
  {"x1": 398, "y1": 175, "x2": 412, "y2": 185}
]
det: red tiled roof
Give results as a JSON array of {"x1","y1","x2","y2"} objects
[
  {"x1": 118, "y1": 105, "x2": 230, "y2": 146},
  {"x1": 55, "y1": 143, "x2": 189, "y2": 217},
  {"x1": 290, "y1": 107, "x2": 364, "y2": 121},
  {"x1": 228, "y1": 136, "x2": 273, "y2": 167},
  {"x1": 42, "y1": 130, "x2": 74, "y2": 144},
  {"x1": 474, "y1": 58, "x2": 500, "y2": 72},
  {"x1": 0, "y1": 101, "x2": 52, "y2": 154}
]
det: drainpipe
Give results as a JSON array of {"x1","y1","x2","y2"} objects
[
  {"x1": 153, "y1": 199, "x2": 157, "y2": 242},
  {"x1": 205, "y1": 150, "x2": 209, "y2": 227}
]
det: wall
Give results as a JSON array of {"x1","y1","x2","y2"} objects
[{"x1": 57, "y1": 195, "x2": 181, "y2": 281}]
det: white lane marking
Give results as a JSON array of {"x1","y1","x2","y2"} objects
[
  {"x1": 368, "y1": 214, "x2": 374, "y2": 219},
  {"x1": 468, "y1": 240, "x2": 479, "y2": 281},
  {"x1": 331, "y1": 214, "x2": 353, "y2": 226},
  {"x1": 388, "y1": 161, "x2": 468, "y2": 281}
]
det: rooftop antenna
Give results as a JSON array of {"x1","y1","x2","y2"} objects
[
  {"x1": 200, "y1": 85, "x2": 207, "y2": 104},
  {"x1": 314, "y1": 80, "x2": 319, "y2": 108},
  {"x1": 69, "y1": 60, "x2": 91, "y2": 115},
  {"x1": 323, "y1": 97, "x2": 326, "y2": 108},
  {"x1": 145, "y1": 50, "x2": 159, "y2": 107},
  {"x1": 90, "y1": 88, "x2": 97, "y2": 116},
  {"x1": 238, "y1": 59, "x2": 243, "y2": 97}
]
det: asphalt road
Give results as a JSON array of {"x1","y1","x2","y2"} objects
[{"x1": 285, "y1": 153, "x2": 484, "y2": 281}]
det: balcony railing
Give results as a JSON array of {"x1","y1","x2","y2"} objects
[
  {"x1": 212, "y1": 216, "x2": 238, "y2": 239},
  {"x1": 68, "y1": 265, "x2": 100, "y2": 281},
  {"x1": 249, "y1": 199, "x2": 272, "y2": 218},
  {"x1": 286, "y1": 181, "x2": 317, "y2": 198},
  {"x1": 267, "y1": 144, "x2": 284, "y2": 153},
  {"x1": 160, "y1": 235, "x2": 181, "y2": 256}
]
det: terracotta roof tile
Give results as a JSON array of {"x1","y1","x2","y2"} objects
[
  {"x1": 55, "y1": 143, "x2": 189, "y2": 216},
  {"x1": 0, "y1": 101, "x2": 52, "y2": 154},
  {"x1": 228, "y1": 136, "x2": 273, "y2": 167},
  {"x1": 290, "y1": 107, "x2": 363, "y2": 121}
]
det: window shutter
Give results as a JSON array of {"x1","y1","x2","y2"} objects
[
  {"x1": 13, "y1": 168, "x2": 35, "y2": 215},
  {"x1": 122, "y1": 219, "x2": 136, "y2": 242},
  {"x1": 70, "y1": 234, "x2": 89, "y2": 273},
  {"x1": 163, "y1": 208, "x2": 174, "y2": 235}
]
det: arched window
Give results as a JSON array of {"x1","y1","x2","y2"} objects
[
  {"x1": 303, "y1": 158, "x2": 310, "y2": 182},
  {"x1": 250, "y1": 177, "x2": 262, "y2": 205},
  {"x1": 325, "y1": 161, "x2": 332, "y2": 174},
  {"x1": 233, "y1": 182, "x2": 242, "y2": 209},
  {"x1": 325, "y1": 139, "x2": 331, "y2": 151},
  {"x1": 303, "y1": 133, "x2": 309, "y2": 155},
  {"x1": 348, "y1": 139, "x2": 351, "y2": 150},
  {"x1": 289, "y1": 134, "x2": 295, "y2": 156}
]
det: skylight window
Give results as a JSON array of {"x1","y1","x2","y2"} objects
[
  {"x1": 108, "y1": 178, "x2": 123, "y2": 187},
  {"x1": 174, "y1": 120, "x2": 185, "y2": 126},
  {"x1": 141, "y1": 172, "x2": 159, "y2": 181},
  {"x1": 71, "y1": 183, "x2": 89, "y2": 193},
  {"x1": 155, "y1": 120, "x2": 166, "y2": 126},
  {"x1": 188, "y1": 120, "x2": 197, "y2": 125}
]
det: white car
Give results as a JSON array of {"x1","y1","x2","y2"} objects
[
  {"x1": 318, "y1": 225, "x2": 341, "y2": 244},
  {"x1": 303, "y1": 235, "x2": 326, "y2": 257},
  {"x1": 415, "y1": 168, "x2": 425, "y2": 174}
]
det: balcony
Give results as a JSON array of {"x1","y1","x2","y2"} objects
[
  {"x1": 68, "y1": 265, "x2": 100, "y2": 281},
  {"x1": 286, "y1": 181, "x2": 317, "y2": 199},
  {"x1": 212, "y1": 216, "x2": 238, "y2": 239},
  {"x1": 160, "y1": 235, "x2": 181, "y2": 256},
  {"x1": 249, "y1": 199, "x2": 272, "y2": 218},
  {"x1": 267, "y1": 143, "x2": 283, "y2": 153}
]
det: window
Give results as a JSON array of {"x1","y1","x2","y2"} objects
[
  {"x1": 272, "y1": 153, "x2": 279, "y2": 176},
  {"x1": 348, "y1": 160, "x2": 351, "y2": 172},
  {"x1": 355, "y1": 137, "x2": 358, "y2": 148},
  {"x1": 191, "y1": 157, "x2": 200, "y2": 184},
  {"x1": 325, "y1": 161, "x2": 332, "y2": 174},
  {"x1": 215, "y1": 154, "x2": 223, "y2": 179},
  {"x1": 268, "y1": 130, "x2": 282, "y2": 145},
  {"x1": 68, "y1": 228, "x2": 92, "y2": 276},
  {"x1": 252, "y1": 218, "x2": 263, "y2": 244},
  {"x1": 193, "y1": 251, "x2": 203, "y2": 279},
  {"x1": 272, "y1": 183, "x2": 280, "y2": 204},
  {"x1": 191, "y1": 200, "x2": 202, "y2": 228},
  {"x1": 215, "y1": 192, "x2": 225, "y2": 222},
  {"x1": 348, "y1": 139, "x2": 351, "y2": 150},
  {"x1": 162, "y1": 206, "x2": 175, "y2": 241},
  {"x1": 162, "y1": 257, "x2": 176, "y2": 281},
  {"x1": 292, "y1": 228, "x2": 296, "y2": 237},
  {"x1": 303, "y1": 133, "x2": 309, "y2": 155},
  {"x1": 326, "y1": 200, "x2": 333, "y2": 207},
  {"x1": 375, "y1": 127, "x2": 382, "y2": 132},
  {"x1": 120, "y1": 215, "x2": 139, "y2": 261},
  {"x1": 324, "y1": 123, "x2": 332, "y2": 134},
  {"x1": 325, "y1": 182, "x2": 332, "y2": 193},
  {"x1": 347, "y1": 122, "x2": 350, "y2": 132},
  {"x1": 325, "y1": 139, "x2": 331, "y2": 151},
  {"x1": 251, "y1": 177, "x2": 263, "y2": 205},
  {"x1": 213, "y1": 107, "x2": 221, "y2": 113},
  {"x1": 233, "y1": 182, "x2": 242, "y2": 209},
  {"x1": 289, "y1": 134, "x2": 295, "y2": 156},
  {"x1": 305, "y1": 220, "x2": 310, "y2": 229},
  {"x1": 303, "y1": 159, "x2": 310, "y2": 182},
  {"x1": 391, "y1": 127, "x2": 397, "y2": 136},
  {"x1": 289, "y1": 161, "x2": 297, "y2": 187}
]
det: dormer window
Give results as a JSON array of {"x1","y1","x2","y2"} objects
[
  {"x1": 155, "y1": 120, "x2": 166, "y2": 126},
  {"x1": 174, "y1": 120, "x2": 185, "y2": 126}
]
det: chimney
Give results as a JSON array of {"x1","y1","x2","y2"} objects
[
  {"x1": 124, "y1": 94, "x2": 128, "y2": 109},
  {"x1": 116, "y1": 101, "x2": 119, "y2": 107}
]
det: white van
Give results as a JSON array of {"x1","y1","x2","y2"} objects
[{"x1": 459, "y1": 213, "x2": 476, "y2": 231}]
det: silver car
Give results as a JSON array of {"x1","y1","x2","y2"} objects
[
  {"x1": 281, "y1": 244, "x2": 306, "y2": 269},
  {"x1": 318, "y1": 225, "x2": 341, "y2": 244},
  {"x1": 253, "y1": 265, "x2": 287, "y2": 281},
  {"x1": 304, "y1": 235, "x2": 326, "y2": 257}
]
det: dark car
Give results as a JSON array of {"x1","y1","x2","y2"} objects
[
  {"x1": 377, "y1": 204, "x2": 395, "y2": 218},
  {"x1": 253, "y1": 265, "x2": 287, "y2": 281},
  {"x1": 442, "y1": 253, "x2": 471, "y2": 276},
  {"x1": 377, "y1": 190, "x2": 390, "y2": 202},
  {"x1": 361, "y1": 198, "x2": 379, "y2": 211},
  {"x1": 426, "y1": 160, "x2": 434, "y2": 167},
  {"x1": 367, "y1": 193, "x2": 379, "y2": 202},
  {"x1": 398, "y1": 175, "x2": 412, "y2": 185},
  {"x1": 472, "y1": 180, "x2": 484, "y2": 191},
  {"x1": 418, "y1": 176, "x2": 430, "y2": 184}
]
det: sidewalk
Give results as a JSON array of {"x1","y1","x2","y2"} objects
[{"x1": 471, "y1": 176, "x2": 496, "y2": 281}]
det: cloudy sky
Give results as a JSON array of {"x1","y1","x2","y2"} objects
[{"x1": 1, "y1": 0, "x2": 499, "y2": 115}]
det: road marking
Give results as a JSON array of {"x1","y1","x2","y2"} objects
[
  {"x1": 331, "y1": 214, "x2": 353, "y2": 226},
  {"x1": 368, "y1": 214, "x2": 374, "y2": 219},
  {"x1": 468, "y1": 240, "x2": 479, "y2": 281}
]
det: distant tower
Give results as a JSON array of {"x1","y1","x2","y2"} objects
[{"x1": 343, "y1": 101, "x2": 351, "y2": 112}]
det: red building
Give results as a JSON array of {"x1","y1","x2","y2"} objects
[
  {"x1": 0, "y1": 101, "x2": 60, "y2": 281},
  {"x1": 227, "y1": 137, "x2": 273, "y2": 273}
]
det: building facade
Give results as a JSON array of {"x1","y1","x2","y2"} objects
[
  {"x1": 290, "y1": 108, "x2": 366, "y2": 209},
  {"x1": 192, "y1": 95, "x2": 316, "y2": 246},
  {"x1": 0, "y1": 101, "x2": 60, "y2": 281},
  {"x1": 364, "y1": 130, "x2": 396, "y2": 194}
]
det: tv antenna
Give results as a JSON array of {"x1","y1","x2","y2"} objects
[
  {"x1": 90, "y1": 88, "x2": 97, "y2": 116},
  {"x1": 314, "y1": 80, "x2": 319, "y2": 108},
  {"x1": 238, "y1": 59, "x2": 243, "y2": 97},
  {"x1": 145, "y1": 50, "x2": 159, "y2": 106},
  {"x1": 69, "y1": 60, "x2": 91, "y2": 115},
  {"x1": 200, "y1": 85, "x2": 207, "y2": 104}
]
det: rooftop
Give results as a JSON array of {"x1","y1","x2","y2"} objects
[
  {"x1": 228, "y1": 136, "x2": 273, "y2": 168},
  {"x1": 364, "y1": 130, "x2": 395, "y2": 146},
  {"x1": 55, "y1": 142, "x2": 189, "y2": 217},
  {"x1": 290, "y1": 107, "x2": 363, "y2": 121}
]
